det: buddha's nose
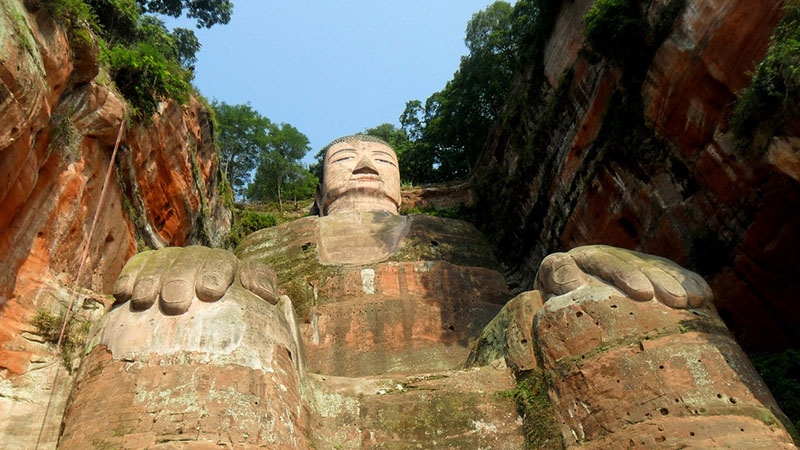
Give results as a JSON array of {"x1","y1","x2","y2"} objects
[{"x1": 352, "y1": 156, "x2": 379, "y2": 175}]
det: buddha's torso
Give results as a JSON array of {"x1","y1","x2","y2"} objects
[{"x1": 236, "y1": 211, "x2": 511, "y2": 376}]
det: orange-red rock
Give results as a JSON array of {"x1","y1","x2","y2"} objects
[{"x1": 0, "y1": 1, "x2": 229, "y2": 447}]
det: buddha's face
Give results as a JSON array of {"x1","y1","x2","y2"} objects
[{"x1": 317, "y1": 139, "x2": 401, "y2": 216}]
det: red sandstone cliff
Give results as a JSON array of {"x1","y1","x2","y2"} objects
[
  {"x1": 0, "y1": 1, "x2": 229, "y2": 447},
  {"x1": 475, "y1": 0, "x2": 798, "y2": 352}
]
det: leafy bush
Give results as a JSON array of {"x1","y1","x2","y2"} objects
[
  {"x1": 85, "y1": 0, "x2": 139, "y2": 42},
  {"x1": 105, "y1": 40, "x2": 191, "y2": 118},
  {"x1": 43, "y1": 0, "x2": 202, "y2": 120},
  {"x1": 731, "y1": 0, "x2": 800, "y2": 147},
  {"x1": 584, "y1": 0, "x2": 649, "y2": 64},
  {"x1": 42, "y1": 0, "x2": 98, "y2": 29},
  {"x1": 226, "y1": 209, "x2": 278, "y2": 249}
]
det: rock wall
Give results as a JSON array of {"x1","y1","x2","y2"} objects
[
  {"x1": 0, "y1": 1, "x2": 229, "y2": 448},
  {"x1": 475, "y1": 0, "x2": 798, "y2": 352}
]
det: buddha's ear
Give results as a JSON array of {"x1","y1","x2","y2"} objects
[{"x1": 311, "y1": 185, "x2": 323, "y2": 216}]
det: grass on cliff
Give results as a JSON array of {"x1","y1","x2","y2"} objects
[{"x1": 32, "y1": 308, "x2": 91, "y2": 372}]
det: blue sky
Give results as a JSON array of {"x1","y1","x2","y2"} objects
[{"x1": 171, "y1": 1, "x2": 505, "y2": 165}]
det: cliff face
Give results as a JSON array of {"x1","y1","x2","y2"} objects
[
  {"x1": 475, "y1": 0, "x2": 798, "y2": 352},
  {"x1": 0, "y1": 1, "x2": 229, "y2": 447}
]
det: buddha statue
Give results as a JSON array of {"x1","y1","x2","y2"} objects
[{"x1": 57, "y1": 136, "x2": 796, "y2": 449}]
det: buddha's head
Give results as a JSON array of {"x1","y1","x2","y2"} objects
[{"x1": 315, "y1": 135, "x2": 401, "y2": 216}]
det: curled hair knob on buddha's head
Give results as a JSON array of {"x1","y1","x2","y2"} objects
[{"x1": 312, "y1": 135, "x2": 401, "y2": 217}]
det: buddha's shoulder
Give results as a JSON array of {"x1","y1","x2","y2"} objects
[
  {"x1": 235, "y1": 213, "x2": 499, "y2": 271},
  {"x1": 235, "y1": 215, "x2": 319, "y2": 262},
  {"x1": 389, "y1": 214, "x2": 499, "y2": 270}
]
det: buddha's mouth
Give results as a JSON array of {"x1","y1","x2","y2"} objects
[{"x1": 351, "y1": 174, "x2": 381, "y2": 181}]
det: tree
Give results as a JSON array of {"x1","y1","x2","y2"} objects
[
  {"x1": 136, "y1": 0, "x2": 233, "y2": 28},
  {"x1": 247, "y1": 123, "x2": 316, "y2": 208},
  {"x1": 212, "y1": 101, "x2": 272, "y2": 198},
  {"x1": 398, "y1": 1, "x2": 523, "y2": 183}
]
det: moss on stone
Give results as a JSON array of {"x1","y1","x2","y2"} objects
[{"x1": 504, "y1": 369, "x2": 563, "y2": 449}]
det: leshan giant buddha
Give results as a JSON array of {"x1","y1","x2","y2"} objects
[{"x1": 58, "y1": 136, "x2": 796, "y2": 449}]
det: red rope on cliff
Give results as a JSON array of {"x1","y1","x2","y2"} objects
[{"x1": 56, "y1": 119, "x2": 126, "y2": 349}]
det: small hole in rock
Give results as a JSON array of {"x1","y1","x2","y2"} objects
[
  {"x1": 521, "y1": 339, "x2": 528, "y2": 344},
  {"x1": 659, "y1": 365, "x2": 664, "y2": 369},
  {"x1": 611, "y1": 304, "x2": 618, "y2": 309},
  {"x1": 729, "y1": 398, "x2": 737, "y2": 404},
  {"x1": 430, "y1": 240, "x2": 439, "y2": 247},
  {"x1": 659, "y1": 408, "x2": 669, "y2": 415},
  {"x1": 690, "y1": 432, "x2": 695, "y2": 437},
  {"x1": 301, "y1": 242, "x2": 312, "y2": 251},
  {"x1": 717, "y1": 393, "x2": 722, "y2": 398},
  {"x1": 448, "y1": 325, "x2": 455, "y2": 331},
  {"x1": 576, "y1": 311, "x2": 583, "y2": 317}
]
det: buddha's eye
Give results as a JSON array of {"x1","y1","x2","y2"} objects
[
  {"x1": 375, "y1": 158, "x2": 396, "y2": 167},
  {"x1": 333, "y1": 156, "x2": 354, "y2": 163}
]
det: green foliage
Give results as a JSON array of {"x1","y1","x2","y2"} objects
[
  {"x1": 212, "y1": 102, "x2": 314, "y2": 205},
  {"x1": 246, "y1": 123, "x2": 315, "y2": 206},
  {"x1": 584, "y1": 0, "x2": 649, "y2": 64},
  {"x1": 212, "y1": 101, "x2": 273, "y2": 196},
  {"x1": 42, "y1": 0, "x2": 99, "y2": 29},
  {"x1": 31, "y1": 309, "x2": 92, "y2": 372},
  {"x1": 105, "y1": 38, "x2": 191, "y2": 118},
  {"x1": 226, "y1": 209, "x2": 277, "y2": 248},
  {"x1": 171, "y1": 27, "x2": 201, "y2": 67},
  {"x1": 399, "y1": 1, "x2": 518, "y2": 183},
  {"x1": 43, "y1": 0, "x2": 208, "y2": 120},
  {"x1": 750, "y1": 348, "x2": 800, "y2": 431},
  {"x1": 50, "y1": 108, "x2": 81, "y2": 161},
  {"x1": 85, "y1": 0, "x2": 139, "y2": 41},
  {"x1": 731, "y1": 0, "x2": 800, "y2": 147},
  {"x1": 136, "y1": 0, "x2": 233, "y2": 28},
  {"x1": 401, "y1": 203, "x2": 476, "y2": 223},
  {"x1": 397, "y1": 0, "x2": 563, "y2": 185},
  {"x1": 504, "y1": 369, "x2": 563, "y2": 449}
]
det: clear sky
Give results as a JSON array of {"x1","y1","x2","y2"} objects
[{"x1": 171, "y1": 1, "x2": 506, "y2": 165}]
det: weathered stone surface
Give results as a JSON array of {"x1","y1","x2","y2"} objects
[
  {"x1": 311, "y1": 365, "x2": 524, "y2": 449},
  {"x1": 238, "y1": 212, "x2": 510, "y2": 377},
  {"x1": 467, "y1": 290, "x2": 543, "y2": 371},
  {"x1": 533, "y1": 287, "x2": 796, "y2": 448},
  {"x1": 237, "y1": 212, "x2": 503, "y2": 321},
  {"x1": 400, "y1": 182, "x2": 473, "y2": 213},
  {"x1": 59, "y1": 346, "x2": 312, "y2": 450},
  {"x1": 61, "y1": 285, "x2": 312, "y2": 449},
  {"x1": 304, "y1": 260, "x2": 507, "y2": 376}
]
